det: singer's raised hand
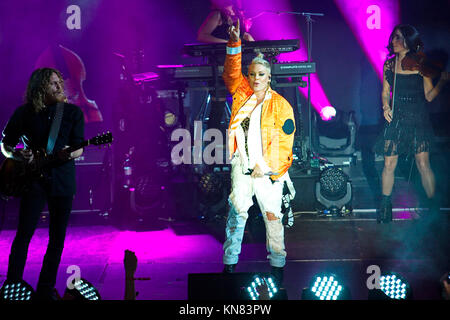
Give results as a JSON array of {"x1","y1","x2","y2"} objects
[{"x1": 228, "y1": 19, "x2": 240, "y2": 42}]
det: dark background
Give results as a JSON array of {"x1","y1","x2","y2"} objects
[
  {"x1": 0, "y1": 0, "x2": 449, "y2": 222},
  {"x1": 0, "y1": 0, "x2": 448, "y2": 132}
]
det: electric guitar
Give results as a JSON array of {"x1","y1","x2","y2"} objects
[{"x1": 0, "y1": 132, "x2": 113, "y2": 197}]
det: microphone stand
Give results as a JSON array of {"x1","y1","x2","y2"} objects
[
  {"x1": 275, "y1": 11, "x2": 324, "y2": 171},
  {"x1": 305, "y1": 13, "x2": 323, "y2": 167}
]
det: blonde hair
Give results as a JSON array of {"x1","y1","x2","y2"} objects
[{"x1": 250, "y1": 52, "x2": 271, "y2": 75}]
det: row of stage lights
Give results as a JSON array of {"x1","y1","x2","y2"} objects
[
  {"x1": 248, "y1": 271, "x2": 412, "y2": 300},
  {"x1": 0, "y1": 278, "x2": 100, "y2": 301},
  {"x1": 0, "y1": 271, "x2": 416, "y2": 301}
]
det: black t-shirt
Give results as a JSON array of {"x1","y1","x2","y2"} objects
[{"x1": 2, "y1": 102, "x2": 85, "y2": 196}]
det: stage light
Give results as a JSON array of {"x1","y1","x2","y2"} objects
[
  {"x1": 188, "y1": 272, "x2": 288, "y2": 300},
  {"x1": 164, "y1": 110, "x2": 177, "y2": 127},
  {"x1": 315, "y1": 167, "x2": 352, "y2": 215},
  {"x1": 320, "y1": 106, "x2": 336, "y2": 121},
  {"x1": 379, "y1": 272, "x2": 411, "y2": 300},
  {"x1": 302, "y1": 273, "x2": 350, "y2": 300},
  {"x1": 64, "y1": 278, "x2": 101, "y2": 301},
  {"x1": 0, "y1": 280, "x2": 34, "y2": 301},
  {"x1": 312, "y1": 109, "x2": 357, "y2": 166},
  {"x1": 246, "y1": 275, "x2": 279, "y2": 300},
  {"x1": 315, "y1": 109, "x2": 355, "y2": 140},
  {"x1": 311, "y1": 275, "x2": 342, "y2": 300},
  {"x1": 319, "y1": 167, "x2": 348, "y2": 199}
]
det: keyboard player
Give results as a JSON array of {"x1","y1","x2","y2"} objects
[
  {"x1": 197, "y1": 0, "x2": 254, "y2": 44},
  {"x1": 196, "y1": 0, "x2": 255, "y2": 133}
]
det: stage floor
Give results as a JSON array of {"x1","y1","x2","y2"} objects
[
  {"x1": 0, "y1": 211, "x2": 448, "y2": 300},
  {"x1": 0, "y1": 158, "x2": 448, "y2": 300}
]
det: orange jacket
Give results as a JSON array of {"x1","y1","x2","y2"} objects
[{"x1": 223, "y1": 39, "x2": 296, "y2": 180}]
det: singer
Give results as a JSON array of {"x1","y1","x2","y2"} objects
[{"x1": 220, "y1": 20, "x2": 296, "y2": 286}]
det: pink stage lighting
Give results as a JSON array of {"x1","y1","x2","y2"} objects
[
  {"x1": 246, "y1": 0, "x2": 332, "y2": 114},
  {"x1": 334, "y1": 0, "x2": 400, "y2": 81}
]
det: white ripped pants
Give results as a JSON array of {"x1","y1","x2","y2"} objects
[{"x1": 223, "y1": 154, "x2": 287, "y2": 267}]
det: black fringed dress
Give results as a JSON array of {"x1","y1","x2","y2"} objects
[{"x1": 375, "y1": 69, "x2": 434, "y2": 156}]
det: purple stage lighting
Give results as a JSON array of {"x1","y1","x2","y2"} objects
[{"x1": 334, "y1": 0, "x2": 400, "y2": 81}]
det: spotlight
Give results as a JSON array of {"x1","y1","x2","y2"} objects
[
  {"x1": 246, "y1": 275, "x2": 279, "y2": 300},
  {"x1": 320, "y1": 106, "x2": 336, "y2": 121},
  {"x1": 164, "y1": 110, "x2": 177, "y2": 127},
  {"x1": 315, "y1": 167, "x2": 352, "y2": 215},
  {"x1": 313, "y1": 109, "x2": 357, "y2": 165},
  {"x1": 316, "y1": 108, "x2": 350, "y2": 139},
  {"x1": 0, "y1": 280, "x2": 34, "y2": 301},
  {"x1": 302, "y1": 273, "x2": 351, "y2": 300},
  {"x1": 372, "y1": 272, "x2": 412, "y2": 300},
  {"x1": 64, "y1": 278, "x2": 101, "y2": 301}
]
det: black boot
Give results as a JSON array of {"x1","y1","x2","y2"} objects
[
  {"x1": 34, "y1": 286, "x2": 60, "y2": 301},
  {"x1": 270, "y1": 266, "x2": 284, "y2": 287},
  {"x1": 222, "y1": 264, "x2": 236, "y2": 274},
  {"x1": 378, "y1": 195, "x2": 392, "y2": 223}
]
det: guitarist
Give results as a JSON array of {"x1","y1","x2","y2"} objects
[{"x1": 1, "y1": 68, "x2": 84, "y2": 300}]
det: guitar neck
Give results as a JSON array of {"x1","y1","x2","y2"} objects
[
  {"x1": 64, "y1": 140, "x2": 90, "y2": 154},
  {"x1": 45, "y1": 132, "x2": 112, "y2": 162},
  {"x1": 43, "y1": 141, "x2": 88, "y2": 164}
]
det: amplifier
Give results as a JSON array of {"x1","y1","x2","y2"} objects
[
  {"x1": 72, "y1": 148, "x2": 112, "y2": 215},
  {"x1": 74, "y1": 147, "x2": 108, "y2": 166},
  {"x1": 1, "y1": 151, "x2": 113, "y2": 228}
]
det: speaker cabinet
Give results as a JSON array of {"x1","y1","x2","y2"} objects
[
  {"x1": 72, "y1": 148, "x2": 112, "y2": 215},
  {"x1": 188, "y1": 273, "x2": 287, "y2": 300},
  {"x1": 1, "y1": 149, "x2": 112, "y2": 228},
  {"x1": 290, "y1": 174, "x2": 320, "y2": 212}
]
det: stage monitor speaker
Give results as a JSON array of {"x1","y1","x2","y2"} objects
[
  {"x1": 290, "y1": 174, "x2": 320, "y2": 212},
  {"x1": 188, "y1": 273, "x2": 287, "y2": 300}
]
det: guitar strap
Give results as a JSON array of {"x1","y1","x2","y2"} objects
[{"x1": 46, "y1": 102, "x2": 65, "y2": 155}]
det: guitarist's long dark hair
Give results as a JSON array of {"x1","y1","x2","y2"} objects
[{"x1": 25, "y1": 68, "x2": 64, "y2": 112}]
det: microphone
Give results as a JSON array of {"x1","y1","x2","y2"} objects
[{"x1": 245, "y1": 169, "x2": 278, "y2": 176}]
